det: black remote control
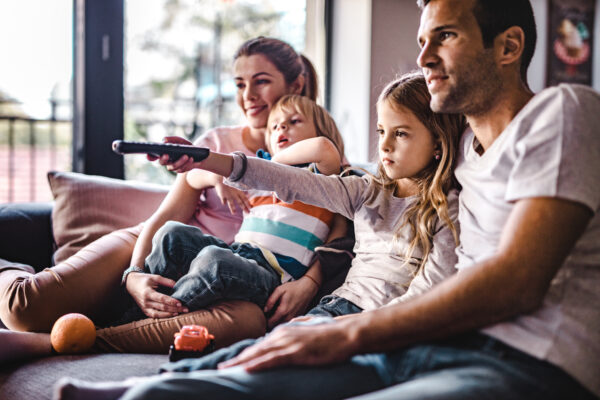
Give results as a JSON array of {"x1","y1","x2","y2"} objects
[{"x1": 112, "y1": 140, "x2": 210, "y2": 162}]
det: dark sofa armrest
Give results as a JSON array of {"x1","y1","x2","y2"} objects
[{"x1": 0, "y1": 202, "x2": 54, "y2": 270}]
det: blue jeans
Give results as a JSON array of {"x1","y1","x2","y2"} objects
[
  {"x1": 120, "y1": 322, "x2": 596, "y2": 400},
  {"x1": 146, "y1": 221, "x2": 280, "y2": 310},
  {"x1": 347, "y1": 332, "x2": 596, "y2": 400},
  {"x1": 115, "y1": 221, "x2": 280, "y2": 325},
  {"x1": 307, "y1": 294, "x2": 363, "y2": 317}
]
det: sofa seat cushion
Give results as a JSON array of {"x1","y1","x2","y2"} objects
[
  {"x1": 0, "y1": 353, "x2": 167, "y2": 400},
  {"x1": 48, "y1": 171, "x2": 169, "y2": 264}
]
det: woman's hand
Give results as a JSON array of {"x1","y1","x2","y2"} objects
[
  {"x1": 217, "y1": 318, "x2": 358, "y2": 371},
  {"x1": 214, "y1": 180, "x2": 251, "y2": 214},
  {"x1": 264, "y1": 277, "x2": 319, "y2": 329},
  {"x1": 147, "y1": 136, "x2": 200, "y2": 174},
  {"x1": 125, "y1": 272, "x2": 188, "y2": 318}
]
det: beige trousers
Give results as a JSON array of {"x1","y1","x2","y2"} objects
[{"x1": 0, "y1": 225, "x2": 266, "y2": 353}]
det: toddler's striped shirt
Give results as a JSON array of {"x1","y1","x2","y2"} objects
[{"x1": 234, "y1": 164, "x2": 334, "y2": 282}]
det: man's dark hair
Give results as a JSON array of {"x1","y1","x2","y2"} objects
[{"x1": 417, "y1": 0, "x2": 537, "y2": 82}]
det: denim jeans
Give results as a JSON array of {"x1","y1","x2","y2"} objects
[
  {"x1": 115, "y1": 221, "x2": 281, "y2": 325},
  {"x1": 347, "y1": 332, "x2": 597, "y2": 400},
  {"x1": 120, "y1": 321, "x2": 597, "y2": 400},
  {"x1": 307, "y1": 294, "x2": 363, "y2": 317}
]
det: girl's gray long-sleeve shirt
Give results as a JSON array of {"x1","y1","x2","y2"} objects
[{"x1": 226, "y1": 155, "x2": 459, "y2": 311}]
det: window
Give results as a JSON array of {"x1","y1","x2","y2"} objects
[
  {"x1": 0, "y1": 1, "x2": 73, "y2": 202},
  {"x1": 1, "y1": 0, "x2": 316, "y2": 203},
  {"x1": 124, "y1": 0, "x2": 308, "y2": 183}
]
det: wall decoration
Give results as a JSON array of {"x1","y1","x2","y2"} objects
[{"x1": 546, "y1": 0, "x2": 595, "y2": 86}]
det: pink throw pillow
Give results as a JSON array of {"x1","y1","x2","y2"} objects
[{"x1": 48, "y1": 171, "x2": 169, "y2": 264}]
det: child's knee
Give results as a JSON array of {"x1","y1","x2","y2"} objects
[
  {"x1": 154, "y1": 221, "x2": 193, "y2": 248},
  {"x1": 190, "y1": 246, "x2": 233, "y2": 275},
  {"x1": 151, "y1": 222, "x2": 199, "y2": 263}
]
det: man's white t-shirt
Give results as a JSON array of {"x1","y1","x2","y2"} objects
[{"x1": 454, "y1": 84, "x2": 600, "y2": 396}]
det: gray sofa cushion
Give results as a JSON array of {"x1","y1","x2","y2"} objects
[{"x1": 0, "y1": 202, "x2": 54, "y2": 270}]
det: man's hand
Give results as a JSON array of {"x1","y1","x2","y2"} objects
[
  {"x1": 264, "y1": 277, "x2": 319, "y2": 328},
  {"x1": 125, "y1": 272, "x2": 188, "y2": 318},
  {"x1": 218, "y1": 319, "x2": 358, "y2": 372}
]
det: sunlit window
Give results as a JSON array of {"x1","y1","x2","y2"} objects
[
  {"x1": 124, "y1": 0, "x2": 307, "y2": 183},
  {"x1": 0, "y1": 1, "x2": 73, "y2": 202}
]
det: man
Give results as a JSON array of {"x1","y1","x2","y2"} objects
[{"x1": 59, "y1": 1, "x2": 600, "y2": 399}]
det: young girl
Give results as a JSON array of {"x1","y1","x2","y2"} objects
[
  {"x1": 190, "y1": 72, "x2": 464, "y2": 318},
  {"x1": 115, "y1": 94, "x2": 348, "y2": 325},
  {"x1": 54, "y1": 72, "x2": 467, "y2": 400}
]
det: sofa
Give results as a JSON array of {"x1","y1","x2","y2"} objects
[{"x1": 0, "y1": 171, "x2": 352, "y2": 399}]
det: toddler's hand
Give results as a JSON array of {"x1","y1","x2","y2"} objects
[
  {"x1": 214, "y1": 182, "x2": 251, "y2": 214},
  {"x1": 264, "y1": 277, "x2": 319, "y2": 329}
]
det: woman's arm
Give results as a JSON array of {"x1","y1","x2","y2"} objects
[
  {"x1": 270, "y1": 137, "x2": 342, "y2": 176},
  {"x1": 125, "y1": 169, "x2": 221, "y2": 318}
]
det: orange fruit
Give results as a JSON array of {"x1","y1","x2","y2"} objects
[{"x1": 50, "y1": 313, "x2": 96, "y2": 354}]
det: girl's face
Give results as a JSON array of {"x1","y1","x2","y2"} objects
[
  {"x1": 377, "y1": 100, "x2": 436, "y2": 182},
  {"x1": 268, "y1": 107, "x2": 317, "y2": 154},
  {"x1": 234, "y1": 54, "x2": 301, "y2": 130}
]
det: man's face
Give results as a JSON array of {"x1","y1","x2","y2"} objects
[{"x1": 417, "y1": 0, "x2": 502, "y2": 115}]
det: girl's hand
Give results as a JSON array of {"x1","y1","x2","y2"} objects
[
  {"x1": 264, "y1": 277, "x2": 319, "y2": 329},
  {"x1": 125, "y1": 272, "x2": 188, "y2": 318},
  {"x1": 147, "y1": 136, "x2": 200, "y2": 174},
  {"x1": 217, "y1": 319, "x2": 357, "y2": 371},
  {"x1": 214, "y1": 181, "x2": 251, "y2": 214}
]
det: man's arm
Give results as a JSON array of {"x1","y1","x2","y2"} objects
[{"x1": 219, "y1": 197, "x2": 592, "y2": 371}]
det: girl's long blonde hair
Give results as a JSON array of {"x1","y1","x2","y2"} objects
[{"x1": 374, "y1": 72, "x2": 465, "y2": 274}]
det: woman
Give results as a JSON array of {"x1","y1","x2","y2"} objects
[{"x1": 0, "y1": 37, "x2": 334, "y2": 361}]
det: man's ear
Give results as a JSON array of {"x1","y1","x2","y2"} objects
[
  {"x1": 496, "y1": 26, "x2": 525, "y2": 68},
  {"x1": 290, "y1": 74, "x2": 305, "y2": 95}
]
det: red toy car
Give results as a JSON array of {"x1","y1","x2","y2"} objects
[{"x1": 169, "y1": 325, "x2": 215, "y2": 362}]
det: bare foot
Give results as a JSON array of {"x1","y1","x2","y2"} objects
[{"x1": 0, "y1": 329, "x2": 52, "y2": 363}]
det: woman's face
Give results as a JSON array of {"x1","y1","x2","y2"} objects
[{"x1": 234, "y1": 54, "x2": 299, "y2": 129}]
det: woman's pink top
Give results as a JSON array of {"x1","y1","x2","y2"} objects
[{"x1": 186, "y1": 126, "x2": 257, "y2": 244}]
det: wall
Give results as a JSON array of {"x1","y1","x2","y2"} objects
[
  {"x1": 329, "y1": 0, "x2": 600, "y2": 164},
  {"x1": 368, "y1": 0, "x2": 421, "y2": 161},
  {"x1": 529, "y1": 0, "x2": 600, "y2": 92},
  {"x1": 328, "y1": 0, "x2": 372, "y2": 163},
  {"x1": 305, "y1": 0, "x2": 328, "y2": 106}
]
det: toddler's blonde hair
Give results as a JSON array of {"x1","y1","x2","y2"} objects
[{"x1": 266, "y1": 94, "x2": 345, "y2": 160}]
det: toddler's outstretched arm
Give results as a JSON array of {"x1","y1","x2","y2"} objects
[{"x1": 270, "y1": 137, "x2": 341, "y2": 175}]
